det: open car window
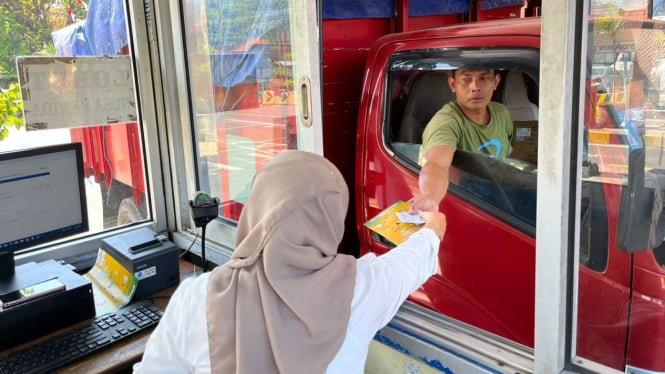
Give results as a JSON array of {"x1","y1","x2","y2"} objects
[{"x1": 384, "y1": 48, "x2": 539, "y2": 229}]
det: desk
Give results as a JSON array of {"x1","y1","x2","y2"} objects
[{"x1": 5, "y1": 259, "x2": 196, "y2": 374}]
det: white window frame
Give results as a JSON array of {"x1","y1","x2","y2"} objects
[
  {"x1": 162, "y1": 0, "x2": 324, "y2": 265},
  {"x1": 536, "y1": 0, "x2": 624, "y2": 372},
  {"x1": 16, "y1": 0, "x2": 170, "y2": 266}
]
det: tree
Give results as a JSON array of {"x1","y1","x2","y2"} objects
[
  {"x1": 0, "y1": 1, "x2": 85, "y2": 140},
  {"x1": 0, "y1": 83, "x2": 24, "y2": 140},
  {"x1": 0, "y1": 1, "x2": 86, "y2": 86}
]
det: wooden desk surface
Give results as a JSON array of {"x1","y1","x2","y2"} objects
[{"x1": 42, "y1": 259, "x2": 196, "y2": 373}]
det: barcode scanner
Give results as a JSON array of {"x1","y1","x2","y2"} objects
[
  {"x1": 188, "y1": 191, "x2": 220, "y2": 275},
  {"x1": 189, "y1": 191, "x2": 219, "y2": 226}
]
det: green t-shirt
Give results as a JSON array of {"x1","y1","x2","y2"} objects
[{"x1": 419, "y1": 101, "x2": 513, "y2": 164}]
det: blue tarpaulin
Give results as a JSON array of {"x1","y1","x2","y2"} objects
[
  {"x1": 51, "y1": 0, "x2": 523, "y2": 88},
  {"x1": 323, "y1": 0, "x2": 470, "y2": 19},
  {"x1": 51, "y1": 0, "x2": 128, "y2": 57},
  {"x1": 323, "y1": 0, "x2": 393, "y2": 18},
  {"x1": 410, "y1": 0, "x2": 469, "y2": 17},
  {"x1": 480, "y1": 0, "x2": 525, "y2": 11},
  {"x1": 84, "y1": 0, "x2": 128, "y2": 55},
  {"x1": 51, "y1": 21, "x2": 91, "y2": 56},
  {"x1": 206, "y1": 0, "x2": 288, "y2": 88},
  {"x1": 210, "y1": 47, "x2": 267, "y2": 87}
]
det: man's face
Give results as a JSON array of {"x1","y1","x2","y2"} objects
[{"x1": 448, "y1": 69, "x2": 500, "y2": 112}]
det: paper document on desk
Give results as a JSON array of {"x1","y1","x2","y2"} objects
[{"x1": 84, "y1": 249, "x2": 138, "y2": 315}]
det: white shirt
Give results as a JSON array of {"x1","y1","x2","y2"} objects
[{"x1": 133, "y1": 228, "x2": 440, "y2": 374}]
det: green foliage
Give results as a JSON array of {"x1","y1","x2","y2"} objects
[
  {"x1": 0, "y1": 82, "x2": 24, "y2": 140},
  {"x1": 596, "y1": 16, "x2": 623, "y2": 36},
  {"x1": 0, "y1": 1, "x2": 51, "y2": 82},
  {"x1": 0, "y1": 1, "x2": 86, "y2": 85},
  {"x1": 0, "y1": 1, "x2": 87, "y2": 139}
]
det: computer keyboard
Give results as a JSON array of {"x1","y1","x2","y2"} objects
[{"x1": 0, "y1": 299, "x2": 163, "y2": 374}]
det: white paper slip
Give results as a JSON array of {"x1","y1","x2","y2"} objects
[{"x1": 397, "y1": 212, "x2": 425, "y2": 225}]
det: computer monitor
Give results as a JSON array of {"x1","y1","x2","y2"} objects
[{"x1": 0, "y1": 143, "x2": 89, "y2": 279}]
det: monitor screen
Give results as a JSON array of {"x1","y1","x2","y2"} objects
[{"x1": 0, "y1": 143, "x2": 88, "y2": 276}]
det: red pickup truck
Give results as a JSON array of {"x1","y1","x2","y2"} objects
[{"x1": 355, "y1": 16, "x2": 665, "y2": 372}]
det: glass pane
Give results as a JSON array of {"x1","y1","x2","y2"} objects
[
  {"x1": 0, "y1": 0, "x2": 148, "y2": 255},
  {"x1": 578, "y1": 1, "x2": 665, "y2": 371},
  {"x1": 182, "y1": 0, "x2": 299, "y2": 223}
]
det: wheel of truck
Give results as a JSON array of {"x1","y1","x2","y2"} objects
[
  {"x1": 101, "y1": 177, "x2": 138, "y2": 229},
  {"x1": 117, "y1": 198, "x2": 144, "y2": 225}
]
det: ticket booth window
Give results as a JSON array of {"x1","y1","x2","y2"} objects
[
  {"x1": 537, "y1": 0, "x2": 665, "y2": 372},
  {"x1": 575, "y1": 2, "x2": 665, "y2": 371},
  {"x1": 178, "y1": 0, "x2": 323, "y2": 249},
  {"x1": 0, "y1": 0, "x2": 164, "y2": 261}
]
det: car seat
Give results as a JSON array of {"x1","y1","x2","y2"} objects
[
  {"x1": 397, "y1": 72, "x2": 455, "y2": 144},
  {"x1": 502, "y1": 71, "x2": 539, "y2": 122}
]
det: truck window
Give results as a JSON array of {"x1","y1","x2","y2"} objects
[{"x1": 385, "y1": 50, "x2": 539, "y2": 228}]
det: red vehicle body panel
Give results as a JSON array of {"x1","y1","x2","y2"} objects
[
  {"x1": 69, "y1": 44, "x2": 145, "y2": 207},
  {"x1": 70, "y1": 123, "x2": 145, "y2": 205},
  {"x1": 626, "y1": 251, "x2": 665, "y2": 369}
]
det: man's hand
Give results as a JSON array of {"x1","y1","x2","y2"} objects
[
  {"x1": 411, "y1": 145, "x2": 454, "y2": 214},
  {"x1": 420, "y1": 211, "x2": 447, "y2": 240},
  {"x1": 408, "y1": 194, "x2": 440, "y2": 214}
]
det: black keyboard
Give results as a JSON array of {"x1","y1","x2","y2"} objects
[{"x1": 0, "y1": 300, "x2": 163, "y2": 374}]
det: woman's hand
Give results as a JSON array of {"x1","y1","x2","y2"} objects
[{"x1": 420, "y1": 211, "x2": 446, "y2": 240}]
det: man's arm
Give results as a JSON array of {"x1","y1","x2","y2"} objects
[{"x1": 409, "y1": 145, "x2": 455, "y2": 213}]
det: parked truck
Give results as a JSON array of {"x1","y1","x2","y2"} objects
[{"x1": 49, "y1": 3, "x2": 149, "y2": 229}]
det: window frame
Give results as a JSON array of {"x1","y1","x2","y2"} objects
[
  {"x1": 534, "y1": 0, "x2": 616, "y2": 372},
  {"x1": 166, "y1": 0, "x2": 325, "y2": 264},
  {"x1": 15, "y1": 0, "x2": 170, "y2": 266}
]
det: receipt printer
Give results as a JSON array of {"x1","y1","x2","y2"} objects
[{"x1": 101, "y1": 228, "x2": 180, "y2": 298}]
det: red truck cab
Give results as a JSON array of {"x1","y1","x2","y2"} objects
[{"x1": 356, "y1": 17, "x2": 665, "y2": 371}]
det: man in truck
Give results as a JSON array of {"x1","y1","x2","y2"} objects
[{"x1": 409, "y1": 68, "x2": 513, "y2": 213}]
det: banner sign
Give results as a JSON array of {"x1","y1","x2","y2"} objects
[{"x1": 16, "y1": 56, "x2": 136, "y2": 130}]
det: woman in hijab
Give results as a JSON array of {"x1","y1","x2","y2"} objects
[{"x1": 133, "y1": 150, "x2": 446, "y2": 374}]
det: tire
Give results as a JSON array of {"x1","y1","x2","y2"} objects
[
  {"x1": 117, "y1": 197, "x2": 145, "y2": 225},
  {"x1": 100, "y1": 177, "x2": 133, "y2": 229}
]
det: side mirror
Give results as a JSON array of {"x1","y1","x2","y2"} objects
[{"x1": 616, "y1": 149, "x2": 665, "y2": 252}]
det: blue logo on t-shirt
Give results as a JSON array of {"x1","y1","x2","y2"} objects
[{"x1": 477, "y1": 139, "x2": 502, "y2": 158}]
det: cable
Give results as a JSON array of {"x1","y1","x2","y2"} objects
[{"x1": 178, "y1": 229, "x2": 200, "y2": 259}]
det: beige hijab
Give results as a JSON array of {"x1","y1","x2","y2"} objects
[{"x1": 206, "y1": 150, "x2": 357, "y2": 374}]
